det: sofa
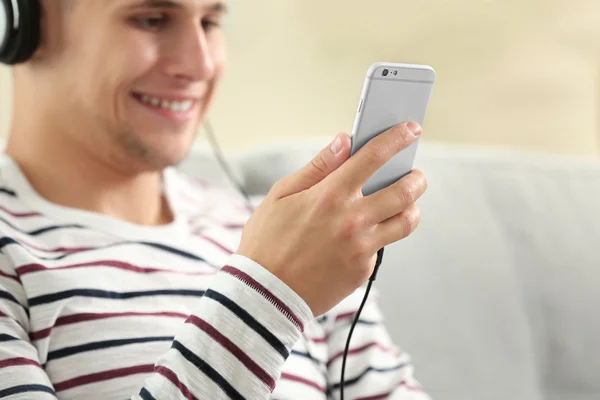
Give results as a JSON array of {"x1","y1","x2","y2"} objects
[{"x1": 180, "y1": 139, "x2": 600, "y2": 400}]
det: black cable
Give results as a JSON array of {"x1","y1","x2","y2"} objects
[
  {"x1": 203, "y1": 120, "x2": 386, "y2": 399},
  {"x1": 339, "y1": 247, "x2": 384, "y2": 400},
  {"x1": 203, "y1": 120, "x2": 255, "y2": 214}
]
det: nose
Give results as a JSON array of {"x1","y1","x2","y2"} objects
[{"x1": 162, "y1": 24, "x2": 216, "y2": 84}]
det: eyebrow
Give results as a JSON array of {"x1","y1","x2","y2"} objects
[{"x1": 130, "y1": 0, "x2": 228, "y2": 14}]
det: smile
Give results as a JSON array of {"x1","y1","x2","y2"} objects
[{"x1": 132, "y1": 92, "x2": 200, "y2": 121}]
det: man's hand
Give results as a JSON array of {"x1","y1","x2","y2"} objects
[{"x1": 237, "y1": 122, "x2": 427, "y2": 316}]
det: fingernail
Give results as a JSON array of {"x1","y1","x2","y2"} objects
[
  {"x1": 406, "y1": 121, "x2": 422, "y2": 136},
  {"x1": 330, "y1": 134, "x2": 343, "y2": 154}
]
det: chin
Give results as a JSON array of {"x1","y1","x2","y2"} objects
[{"x1": 117, "y1": 125, "x2": 198, "y2": 171}]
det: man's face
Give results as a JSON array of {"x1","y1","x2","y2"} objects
[{"x1": 44, "y1": 0, "x2": 228, "y2": 170}]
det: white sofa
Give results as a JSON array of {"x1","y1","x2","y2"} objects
[{"x1": 181, "y1": 139, "x2": 600, "y2": 400}]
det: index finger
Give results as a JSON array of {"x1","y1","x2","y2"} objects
[{"x1": 332, "y1": 122, "x2": 422, "y2": 193}]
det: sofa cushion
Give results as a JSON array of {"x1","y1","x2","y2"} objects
[{"x1": 229, "y1": 140, "x2": 600, "y2": 400}]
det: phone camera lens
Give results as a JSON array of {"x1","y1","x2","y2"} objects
[{"x1": 382, "y1": 69, "x2": 389, "y2": 77}]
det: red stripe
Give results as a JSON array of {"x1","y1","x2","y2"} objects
[
  {"x1": 16, "y1": 260, "x2": 216, "y2": 277},
  {"x1": 280, "y1": 372, "x2": 326, "y2": 393},
  {"x1": 0, "y1": 269, "x2": 20, "y2": 283},
  {"x1": 186, "y1": 315, "x2": 275, "y2": 391},
  {"x1": 335, "y1": 311, "x2": 355, "y2": 322},
  {"x1": 326, "y1": 341, "x2": 400, "y2": 367},
  {"x1": 221, "y1": 265, "x2": 304, "y2": 331},
  {"x1": 306, "y1": 336, "x2": 326, "y2": 344},
  {"x1": 0, "y1": 205, "x2": 40, "y2": 218},
  {"x1": 194, "y1": 233, "x2": 235, "y2": 254},
  {"x1": 29, "y1": 327, "x2": 53, "y2": 341},
  {"x1": 354, "y1": 380, "x2": 422, "y2": 399},
  {"x1": 54, "y1": 364, "x2": 154, "y2": 392},
  {"x1": 0, "y1": 357, "x2": 42, "y2": 370},
  {"x1": 222, "y1": 223, "x2": 245, "y2": 229},
  {"x1": 30, "y1": 311, "x2": 188, "y2": 341},
  {"x1": 155, "y1": 366, "x2": 197, "y2": 400}
]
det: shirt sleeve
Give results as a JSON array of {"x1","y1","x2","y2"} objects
[
  {"x1": 321, "y1": 286, "x2": 432, "y2": 400},
  {"x1": 0, "y1": 253, "x2": 314, "y2": 400}
]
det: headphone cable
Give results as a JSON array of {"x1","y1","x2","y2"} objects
[{"x1": 203, "y1": 120, "x2": 385, "y2": 399}]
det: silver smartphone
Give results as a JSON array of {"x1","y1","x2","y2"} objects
[{"x1": 350, "y1": 62, "x2": 436, "y2": 196}]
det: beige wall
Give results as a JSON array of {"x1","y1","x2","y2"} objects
[{"x1": 2, "y1": 0, "x2": 600, "y2": 155}]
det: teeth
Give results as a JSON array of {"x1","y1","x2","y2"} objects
[{"x1": 137, "y1": 94, "x2": 194, "y2": 112}]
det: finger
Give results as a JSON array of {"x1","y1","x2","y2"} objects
[
  {"x1": 374, "y1": 203, "x2": 421, "y2": 248},
  {"x1": 335, "y1": 121, "x2": 422, "y2": 193},
  {"x1": 270, "y1": 133, "x2": 351, "y2": 199},
  {"x1": 363, "y1": 169, "x2": 427, "y2": 223}
]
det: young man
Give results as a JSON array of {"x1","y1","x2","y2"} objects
[{"x1": 0, "y1": 0, "x2": 430, "y2": 399}]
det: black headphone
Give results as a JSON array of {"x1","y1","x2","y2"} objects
[{"x1": 0, "y1": 0, "x2": 40, "y2": 65}]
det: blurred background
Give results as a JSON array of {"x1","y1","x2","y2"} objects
[
  {"x1": 1, "y1": 2, "x2": 600, "y2": 399},
  {"x1": 2, "y1": 0, "x2": 600, "y2": 155}
]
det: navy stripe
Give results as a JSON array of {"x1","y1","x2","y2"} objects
[
  {"x1": 29, "y1": 289, "x2": 205, "y2": 307},
  {"x1": 330, "y1": 363, "x2": 408, "y2": 390},
  {"x1": 0, "y1": 334, "x2": 19, "y2": 342},
  {"x1": 0, "y1": 188, "x2": 17, "y2": 197},
  {"x1": 355, "y1": 320, "x2": 378, "y2": 326},
  {"x1": 0, "y1": 237, "x2": 210, "y2": 264},
  {"x1": 0, "y1": 289, "x2": 24, "y2": 306},
  {"x1": 291, "y1": 349, "x2": 322, "y2": 364},
  {"x1": 0, "y1": 384, "x2": 55, "y2": 398},
  {"x1": 0, "y1": 216, "x2": 84, "y2": 236},
  {"x1": 139, "y1": 388, "x2": 157, "y2": 400},
  {"x1": 139, "y1": 241, "x2": 205, "y2": 262},
  {"x1": 172, "y1": 340, "x2": 245, "y2": 400},
  {"x1": 205, "y1": 289, "x2": 289, "y2": 359},
  {"x1": 0, "y1": 290, "x2": 29, "y2": 317},
  {"x1": 47, "y1": 336, "x2": 174, "y2": 362}
]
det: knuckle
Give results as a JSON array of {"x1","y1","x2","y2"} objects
[
  {"x1": 412, "y1": 169, "x2": 428, "y2": 191},
  {"x1": 393, "y1": 124, "x2": 414, "y2": 148},
  {"x1": 269, "y1": 179, "x2": 287, "y2": 196},
  {"x1": 364, "y1": 144, "x2": 387, "y2": 167},
  {"x1": 398, "y1": 182, "x2": 416, "y2": 206},
  {"x1": 401, "y1": 205, "x2": 421, "y2": 237},
  {"x1": 337, "y1": 214, "x2": 368, "y2": 239},
  {"x1": 311, "y1": 154, "x2": 329, "y2": 175},
  {"x1": 314, "y1": 186, "x2": 342, "y2": 210},
  {"x1": 353, "y1": 237, "x2": 372, "y2": 256}
]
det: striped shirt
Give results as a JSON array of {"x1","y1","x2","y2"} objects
[{"x1": 0, "y1": 154, "x2": 429, "y2": 399}]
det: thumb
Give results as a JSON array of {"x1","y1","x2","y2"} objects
[{"x1": 273, "y1": 133, "x2": 351, "y2": 198}]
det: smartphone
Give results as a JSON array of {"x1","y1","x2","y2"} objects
[{"x1": 350, "y1": 62, "x2": 436, "y2": 196}]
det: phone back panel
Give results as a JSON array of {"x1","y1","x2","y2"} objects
[{"x1": 351, "y1": 63, "x2": 435, "y2": 196}]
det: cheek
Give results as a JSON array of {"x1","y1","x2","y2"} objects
[
  {"x1": 103, "y1": 45, "x2": 158, "y2": 116},
  {"x1": 112, "y1": 44, "x2": 158, "y2": 92}
]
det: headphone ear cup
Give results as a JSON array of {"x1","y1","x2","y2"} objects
[
  {"x1": 0, "y1": 0, "x2": 40, "y2": 65},
  {"x1": 0, "y1": 0, "x2": 15, "y2": 61}
]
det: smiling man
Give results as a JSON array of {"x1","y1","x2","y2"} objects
[{"x1": 0, "y1": 0, "x2": 431, "y2": 399}]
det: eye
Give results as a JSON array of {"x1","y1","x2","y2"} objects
[
  {"x1": 201, "y1": 18, "x2": 221, "y2": 32},
  {"x1": 133, "y1": 14, "x2": 169, "y2": 30}
]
